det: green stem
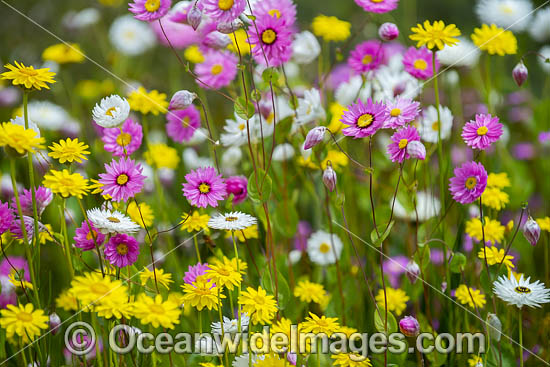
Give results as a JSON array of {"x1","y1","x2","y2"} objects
[
  {"x1": 519, "y1": 308, "x2": 523, "y2": 367},
  {"x1": 232, "y1": 232, "x2": 242, "y2": 339},
  {"x1": 59, "y1": 199, "x2": 75, "y2": 278},
  {"x1": 485, "y1": 54, "x2": 492, "y2": 113},
  {"x1": 432, "y1": 50, "x2": 445, "y2": 215},
  {"x1": 193, "y1": 236, "x2": 202, "y2": 263}
]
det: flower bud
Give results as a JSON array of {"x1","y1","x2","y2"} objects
[
  {"x1": 512, "y1": 62, "x2": 528, "y2": 87},
  {"x1": 405, "y1": 260, "x2": 420, "y2": 284},
  {"x1": 441, "y1": 281, "x2": 447, "y2": 293},
  {"x1": 406, "y1": 140, "x2": 426, "y2": 160},
  {"x1": 187, "y1": 6, "x2": 202, "y2": 31},
  {"x1": 323, "y1": 164, "x2": 337, "y2": 192},
  {"x1": 378, "y1": 22, "x2": 399, "y2": 41},
  {"x1": 169, "y1": 90, "x2": 197, "y2": 110},
  {"x1": 486, "y1": 313, "x2": 502, "y2": 342},
  {"x1": 523, "y1": 217, "x2": 540, "y2": 246},
  {"x1": 304, "y1": 126, "x2": 327, "y2": 150},
  {"x1": 49, "y1": 312, "x2": 61, "y2": 335},
  {"x1": 399, "y1": 316, "x2": 420, "y2": 337},
  {"x1": 203, "y1": 32, "x2": 231, "y2": 49},
  {"x1": 217, "y1": 19, "x2": 244, "y2": 34},
  {"x1": 287, "y1": 352, "x2": 297, "y2": 366}
]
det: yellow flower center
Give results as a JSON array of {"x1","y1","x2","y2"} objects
[
  {"x1": 116, "y1": 174, "x2": 129, "y2": 185},
  {"x1": 149, "y1": 304, "x2": 166, "y2": 314},
  {"x1": 357, "y1": 113, "x2": 373, "y2": 128},
  {"x1": 362, "y1": 54, "x2": 373, "y2": 65},
  {"x1": 181, "y1": 116, "x2": 190, "y2": 128},
  {"x1": 319, "y1": 243, "x2": 331, "y2": 254},
  {"x1": 465, "y1": 177, "x2": 477, "y2": 190},
  {"x1": 477, "y1": 126, "x2": 488, "y2": 136},
  {"x1": 268, "y1": 9, "x2": 281, "y2": 18},
  {"x1": 398, "y1": 139, "x2": 408, "y2": 149},
  {"x1": 16, "y1": 311, "x2": 33, "y2": 322},
  {"x1": 413, "y1": 59, "x2": 428, "y2": 70},
  {"x1": 431, "y1": 121, "x2": 439, "y2": 131},
  {"x1": 117, "y1": 243, "x2": 129, "y2": 255},
  {"x1": 199, "y1": 183, "x2": 211, "y2": 194},
  {"x1": 514, "y1": 286, "x2": 531, "y2": 294},
  {"x1": 116, "y1": 132, "x2": 132, "y2": 146},
  {"x1": 107, "y1": 216, "x2": 120, "y2": 223},
  {"x1": 216, "y1": 267, "x2": 231, "y2": 276},
  {"x1": 238, "y1": 123, "x2": 246, "y2": 131},
  {"x1": 218, "y1": 0, "x2": 234, "y2": 11},
  {"x1": 105, "y1": 107, "x2": 117, "y2": 117},
  {"x1": 254, "y1": 295, "x2": 266, "y2": 305},
  {"x1": 145, "y1": 0, "x2": 161, "y2": 12},
  {"x1": 500, "y1": 4, "x2": 514, "y2": 14},
  {"x1": 262, "y1": 29, "x2": 277, "y2": 45},
  {"x1": 91, "y1": 282, "x2": 110, "y2": 295},
  {"x1": 370, "y1": 0, "x2": 384, "y2": 2},
  {"x1": 211, "y1": 64, "x2": 223, "y2": 75},
  {"x1": 225, "y1": 216, "x2": 239, "y2": 222},
  {"x1": 390, "y1": 108, "x2": 401, "y2": 117},
  {"x1": 19, "y1": 67, "x2": 38, "y2": 77},
  {"x1": 86, "y1": 230, "x2": 98, "y2": 241}
]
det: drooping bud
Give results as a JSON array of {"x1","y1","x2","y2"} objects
[
  {"x1": 187, "y1": 6, "x2": 202, "y2": 31},
  {"x1": 486, "y1": 313, "x2": 502, "y2": 342},
  {"x1": 399, "y1": 316, "x2": 420, "y2": 337},
  {"x1": 304, "y1": 126, "x2": 327, "y2": 150},
  {"x1": 323, "y1": 163, "x2": 337, "y2": 192},
  {"x1": 405, "y1": 260, "x2": 420, "y2": 284},
  {"x1": 441, "y1": 281, "x2": 447, "y2": 293},
  {"x1": 169, "y1": 90, "x2": 197, "y2": 110},
  {"x1": 523, "y1": 217, "x2": 540, "y2": 246},
  {"x1": 407, "y1": 140, "x2": 426, "y2": 160},
  {"x1": 512, "y1": 62, "x2": 528, "y2": 87},
  {"x1": 217, "y1": 19, "x2": 244, "y2": 34},
  {"x1": 378, "y1": 22, "x2": 399, "y2": 41},
  {"x1": 49, "y1": 312, "x2": 61, "y2": 335},
  {"x1": 286, "y1": 352, "x2": 297, "y2": 366},
  {"x1": 203, "y1": 32, "x2": 231, "y2": 49}
]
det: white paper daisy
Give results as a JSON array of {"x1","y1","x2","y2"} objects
[
  {"x1": 86, "y1": 208, "x2": 140, "y2": 234},
  {"x1": 208, "y1": 212, "x2": 257, "y2": 231},
  {"x1": 211, "y1": 313, "x2": 249, "y2": 335},
  {"x1": 493, "y1": 274, "x2": 550, "y2": 308},
  {"x1": 307, "y1": 230, "x2": 343, "y2": 266},
  {"x1": 418, "y1": 105, "x2": 454, "y2": 143},
  {"x1": 475, "y1": 0, "x2": 533, "y2": 33},
  {"x1": 92, "y1": 94, "x2": 130, "y2": 128}
]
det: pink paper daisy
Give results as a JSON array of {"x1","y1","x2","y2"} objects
[
  {"x1": 348, "y1": 40, "x2": 384, "y2": 74},
  {"x1": 449, "y1": 161, "x2": 488, "y2": 204},
  {"x1": 0, "y1": 256, "x2": 29, "y2": 281},
  {"x1": 104, "y1": 233, "x2": 140, "y2": 268},
  {"x1": 195, "y1": 50, "x2": 238, "y2": 89},
  {"x1": 0, "y1": 201, "x2": 14, "y2": 235},
  {"x1": 387, "y1": 126, "x2": 421, "y2": 163},
  {"x1": 247, "y1": 13, "x2": 293, "y2": 67},
  {"x1": 340, "y1": 98, "x2": 387, "y2": 139},
  {"x1": 98, "y1": 157, "x2": 146, "y2": 202},
  {"x1": 383, "y1": 98, "x2": 420, "y2": 129},
  {"x1": 166, "y1": 106, "x2": 201, "y2": 143},
  {"x1": 461, "y1": 114, "x2": 503, "y2": 150},
  {"x1": 403, "y1": 46, "x2": 439, "y2": 80},
  {"x1": 225, "y1": 175, "x2": 248, "y2": 204},
  {"x1": 184, "y1": 262, "x2": 211, "y2": 285},
  {"x1": 182, "y1": 166, "x2": 227, "y2": 208},
  {"x1": 253, "y1": 0, "x2": 297, "y2": 27},
  {"x1": 11, "y1": 186, "x2": 52, "y2": 217},
  {"x1": 129, "y1": 0, "x2": 172, "y2": 21},
  {"x1": 102, "y1": 118, "x2": 143, "y2": 157},
  {"x1": 354, "y1": 0, "x2": 399, "y2": 13},
  {"x1": 74, "y1": 220, "x2": 106, "y2": 251},
  {"x1": 199, "y1": 0, "x2": 246, "y2": 23}
]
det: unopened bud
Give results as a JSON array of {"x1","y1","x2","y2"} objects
[
  {"x1": 217, "y1": 19, "x2": 244, "y2": 34},
  {"x1": 203, "y1": 32, "x2": 231, "y2": 49},
  {"x1": 304, "y1": 126, "x2": 327, "y2": 150},
  {"x1": 323, "y1": 164, "x2": 337, "y2": 192},
  {"x1": 512, "y1": 62, "x2": 528, "y2": 87},
  {"x1": 486, "y1": 313, "x2": 502, "y2": 342},
  {"x1": 49, "y1": 312, "x2": 61, "y2": 335},
  {"x1": 399, "y1": 316, "x2": 420, "y2": 337},
  {"x1": 169, "y1": 90, "x2": 197, "y2": 110},
  {"x1": 378, "y1": 22, "x2": 399, "y2": 41},
  {"x1": 187, "y1": 6, "x2": 202, "y2": 31},
  {"x1": 405, "y1": 260, "x2": 420, "y2": 284},
  {"x1": 523, "y1": 217, "x2": 540, "y2": 246},
  {"x1": 407, "y1": 140, "x2": 426, "y2": 160}
]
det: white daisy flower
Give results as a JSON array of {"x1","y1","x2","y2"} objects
[
  {"x1": 295, "y1": 88, "x2": 326, "y2": 125},
  {"x1": 335, "y1": 75, "x2": 372, "y2": 106},
  {"x1": 183, "y1": 148, "x2": 213, "y2": 170},
  {"x1": 476, "y1": 0, "x2": 533, "y2": 32},
  {"x1": 63, "y1": 8, "x2": 101, "y2": 30},
  {"x1": 292, "y1": 31, "x2": 321, "y2": 65},
  {"x1": 394, "y1": 191, "x2": 441, "y2": 222},
  {"x1": 307, "y1": 230, "x2": 343, "y2": 266},
  {"x1": 418, "y1": 105, "x2": 453, "y2": 143},
  {"x1": 208, "y1": 212, "x2": 257, "y2": 231},
  {"x1": 493, "y1": 274, "x2": 550, "y2": 308},
  {"x1": 92, "y1": 94, "x2": 130, "y2": 128},
  {"x1": 221, "y1": 115, "x2": 258, "y2": 147},
  {"x1": 272, "y1": 143, "x2": 295, "y2": 162},
  {"x1": 27, "y1": 100, "x2": 69, "y2": 130},
  {"x1": 538, "y1": 46, "x2": 550, "y2": 73},
  {"x1": 437, "y1": 37, "x2": 481, "y2": 68},
  {"x1": 221, "y1": 146, "x2": 243, "y2": 168},
  {"x1": 211, "y1": 313, "x2": 249, "y2": 335},
  {"x1": 109, "y1": 15, "x2": 156, "y2": 56},
  {"x1": 232, "y1": 353, "x2": 261, "y2": 367},
  {"x1": 86, "y1": 208, "x2": 140, "y2": 234},
  {"x1": 372, "y1": 67, "x2": 421, "y2": 103},
  {"x1": 529, "y1": 7, "x2": 550, "y2": 42}
]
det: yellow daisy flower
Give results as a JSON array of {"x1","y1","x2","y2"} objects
[
  {"x1": 55, "y1": 289, "x2": 78, "y2": 311},
  {"x1": 144, "y1": 143, "x2": 180, "y2": 169},
  {"x1": 481, "y1": 187, "x2": 509, "y2": 211},
  {"x1": 128, "y1": 86, "x2": 168, "y2": 115},
  {"x1": 140, "y1": 267, "x2": 173, "y2": 290},
  {"x1": 478, "y1": 246, "x2": 514, "y2": 271},
  {"x1": 95, "y1": 298, "x2": 134, "y2": 320},
  {"x1": 181, "y1": 211, "x2": 210, "y2": 232},
  {"x1": 321, "y1": 150, "x2": 348, "y2": 171},
  {"x1": 455, "y1": 284, "x2": 486, "y2": 309},
  {"x1": 331, "y1": 353, "x2": 372, "y2": 367},
  {"x1": 126, "y1": 201, "x2": 154, "y2": 228},
  {"x1": 239, "y1": 286, "x2": 278, "y2": 325},
  {"x1": 42, "y1": 43, "x2": 85, "y2": 64},
  {"x1": 375, "y1": 288, "x2": 409, "y2": 316},
  {"x1": 228, "y1": 29, "x2": 251, "y2": 55},
  {"x1": 7, "y1": 272, "x2": 33, "y2": 291},
  {"x1": 133, "y1": 294, "x2": 182, "y2": 329},
  {"x1": 48, "y1": 138, "x2": 90, "y2": 164},
  {"x1": 1, "y1": 61, "x2": 56, "y2": 90},
  {"x1": 43, "y1": 169, "x2": 89, "y2": 198},
  {"x1": 293, "y1": 279, "x2": 326, "y2": 304},
  {"x1": 301, "y1": 312, "x2": 340, "y2": 334},
  {"x1": 225, "y1": 224, "x2": 259, "y2": 242},
  {"x1": 487, "y1": 172, "x2": 510, "y2": 188},
  {"x1": 0, "y1": 303, "x2": 49, "y2": 342},
  {"x1": 184, "y1": 45, "x2": 206, "y2": 63},
  {"x1": 327, "y1": 102, "x2": 345, "y2": 133},
  {"x1": 181, "y1": 276, "x2": 224, "y2": 311},
  {"x1": 410, "y1": 20, "x2": 461, "y2": 50},
  {"x1": 468, "y1": 356, "x2": 483, "y2": 367},
  {"x1": 312, "y1": 15, "x2": 351, "y2": 42},
  {"x1": 70, "y1": 271, "x2": 128, "y2": 309},
  {"x1": 205, "y1": 256, "x2": 243, "y2": 291},
  {"x1": 465, "y1": 217, "x2": 505, "y2": 244},
  {"x1": 255, "y1": 354, "x2": 286, "y2": 367},
  {"x1": 0, "y1": 122, "x2": 45, "y2": 155},
  {"x1": 536, "y1": 217, "x2": 550, "y2": 232},
  {"x1": 471, "y1": 24, "x2": 517, "y2": 56}
]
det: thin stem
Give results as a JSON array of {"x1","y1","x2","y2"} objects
[
  {"x1": 23, "y1": 92, "x2": 40, "y2": 252},
  {"x1": 232, "y1": 232, "x2": 242, "y2": 336},
  {"x1": 519, "y1": 308, "x2": 523, "y2": 367}
]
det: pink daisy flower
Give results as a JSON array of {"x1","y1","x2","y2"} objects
[
  {"x1": 102, "y1": 118, "x2": 143, "y2": 157},
  {"x1": 11, "y1": 186, "x2": 52, "y2": 217},
  {"x1": 195, "y1": 50, "x2": 238, "y2": 89},
  {"x1": 74, "y1": 220, "x2": 106, "y2": 251},
  {"x1": 253, "y1": 0, "x2": 297, "y2": 27},
  {"x1": 402, "y1": 46, "x2": 439, "y2": 80},
  {"x1": 247, "y1": 13, "x2": 293, "y2": 67},
  {"x1": 0, "y1": 256, "x2": 29, "y2": 281},
  {"x1": 461, "y1": 114, "x2": 503, "y2": 150},
  {"x1": 348, "y1": 40, "x2": 384, "y2": 74},
  {"x1": 98, "y1": 157, "x2": 146, "y2": 202},
  {"x1": 182, "y1": 166, "x2": 227, "y2": 208},
  {"x1": 104, "y1": 233, "x2": 140, "y2": 268},
  {"x1": 129, "y1": 0, "x2": 172, "y2": 21},
  {"x1": 166, "y1": 106, "x2": 201, "y2": 143},
  {"x1": 184, "y1": 263, "x2": 210, "y2": 285},
  {"x1": 340, "y1": 98, "x2": 387, "y2": 139},
  {"x1": 387, "y1": 126, "x2": 421, "y2": 163},
  {"x1": 199, "y1": 0, "x2": 246, "y2": 23},
  {"x1": 0, "y1": 201, "x2": 14, "y2": 235},
  {"x1": 354, "y1": 0, "x2": 399, "y2": 13},
  {"x1": 225, "y1": 175, "x2": 248, "y2": 204},
  {"x1": 383, "y1": 98, "x2": 420, "y2": 129},
  {"x1": 449, "y1": 161, "x2": 488, "y2": 204}
]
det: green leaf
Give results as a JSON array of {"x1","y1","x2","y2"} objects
[
  {"x1": 374, "y1": 307, "x2": 397, "y2": 334},
  {"x1": 274, "y1": 203, "x2": 298, "y2": 238},
  {"x1": 247, "y1": 170, "x2": 272, "y2": 204},
  {"x1": 261, "y1": 67, "x2": 278, "y2": 83},
  {"x1": 261, "y1": 268, "x2": 291, "y2": 310},
  {"x1": 235, "y1": 96, "x2": 255, "y2": 120},
  {"x1": 370, "y1": 221, "x2": 394, "y2": 247},
  {"x1": 449, "y1": 252, "x2": 467, "y2": 273},
  {"x1": 414, "y1": 244, "x2": 431, "y2": 271}
]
